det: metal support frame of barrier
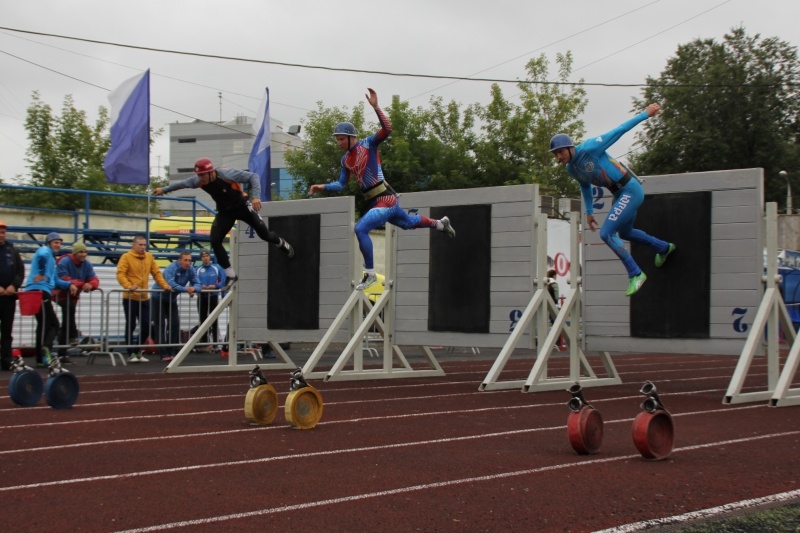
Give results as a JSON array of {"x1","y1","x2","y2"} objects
[
  {"x1": 302, "y1": 226, "x2": 445, "y2": 381},
  {"x1": 523, "y1": 213, "x2": 620, "y2": 392},
  {"x1": 480, "y1": 213, "x2": 620, "y2": 392},
  {"x1": 725, "y1": 202, "x2": 800, "y2": 406},
  {"x1": 165, "y1": 231, "x2": 296, "y2": 373}
]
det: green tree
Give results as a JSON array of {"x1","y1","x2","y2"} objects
[
  {"x1": 9, "y1": 92, "x2": 165, "y2": 211},
  {"x1": 285, "y1": 55, "x2": 588, "y2": 210},
  {"x1": 629, "y1": 27, "x2": 800, "y2": 208},
  {"x1": 475, "y1": 53, "x2": 588, "y2": 199},
  {"x1": 286, "y1": 101, "x2": 366, "y2": 201},
  {"x1": 372, "y1": 95, "x2": 480, "y2": 193}
]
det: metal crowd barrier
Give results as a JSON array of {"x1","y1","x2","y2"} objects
[{"x1": 11, "y1": 287, "x2": 229, "y2": 366}]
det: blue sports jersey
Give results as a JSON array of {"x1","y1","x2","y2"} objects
[{"x1": 566, "y1": 111, "x2": 649, "y2": 215}]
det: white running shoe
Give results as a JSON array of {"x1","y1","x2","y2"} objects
[
  {"x1": 441, "y1": 216, "x2": 456, "y2": 238},
  {"x1": 356, "y1": 272, "x2": 378, "y2": 291}
]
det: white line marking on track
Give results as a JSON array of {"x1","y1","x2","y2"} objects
[
  {"x1": 593, "y1": 488, "x2": 800, "y2": 532},
  {"x1": 0, "y1": 382, "x2": 737, "y2": 432},
  {"x1": 108, "y1": 430, "x2": 800, "y2": 533},
  {"x1": 0, "y1": 404, "x2": 768, "y2": 492}
]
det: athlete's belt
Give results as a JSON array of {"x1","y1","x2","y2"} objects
[
  {"x1": 608, "y1": 172, "x2": 632, "y2": 193},
  {"x1": 363, "y1": 181, "x2": 388, "y2": 201}
]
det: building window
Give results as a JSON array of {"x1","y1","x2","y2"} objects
[
  {"x1": 177, "y1": 168, "x2": 195, "y2": 173},
  {"x1": 177, "y1": 138, "x2": 197, "y2": 144},
  {"x1": 233, "y1": 140, "x2": 244, "y2": 154}
]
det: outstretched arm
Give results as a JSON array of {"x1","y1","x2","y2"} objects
[{"x1": 592, "y1": 103, "x2": 661, "y2": 153}]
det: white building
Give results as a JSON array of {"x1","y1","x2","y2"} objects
[{"x1": 166, "y1": 115, "x2": 303, "y2": 212}]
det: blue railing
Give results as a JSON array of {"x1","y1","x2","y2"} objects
[{"x1": 0, "y1": 184, "x2": 219, "y2": 264}]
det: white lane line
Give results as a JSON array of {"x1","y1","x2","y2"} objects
[
  {"x1": 0, "y1": 381, "x2": 737, "y2": 431},
  {"x1": 0, "y1": 404, "x2": 768, "y2": 492},
  {"x1": 593, "y1": 488, "x2": 800, "y2": 532},
  {"x1": 0, "y1": 366, "x2": 759, "y2": 416},
  {"x1": 108, "y1": 430, "x2": 800, "y2": 533}
]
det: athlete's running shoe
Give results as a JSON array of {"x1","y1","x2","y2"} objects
[
  {"x1": 278, "y1": 238, "x2": 295, "y2": 258},
  {"x1": 441, "y1": 216, "x2": 456, "y2": 238},
  {"x1": 655, "y1": 243, "x2": 676, "y2": 268},
  {"x1": 625, "y1": 272, "x2": 647, "y2": 297},
  {"x1": 220, "y1": 276, "x2": 238, "y2": 293},
  {"x1": 356, "y1": 272, "x2": 378, "y2": 291}
]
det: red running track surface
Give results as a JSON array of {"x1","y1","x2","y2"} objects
[{"x1": 0, "y1": 352, "x2": 798, "y2": 532}]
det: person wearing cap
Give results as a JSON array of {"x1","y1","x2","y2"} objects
[
  {"x1": 151, "y1": 251, "x2": 201, "y2": 362},
  {"x1": 549, "y1": 103, "x2": 675, "y2": 297},
  {"x1": 195, "y1": 249, "x2": 225, "y2": 351},
  {"x1": 308, "y1": 88, "x2": 456, "y2": 291},
  {"x1": 0, "y1": 220, "x2": 25, "y2": 371},
  {"x1": 153, "y1": 158, "x2": 294, "y2": 293},
  {"x1": 116, "y1": 235, "x2": 171, "y2": 363},
  {"x1": 25, "y1": 232, "x2": 74, "y2": 367},
  {"x1": 55, "y1": 241, "x2": 99, "y2": 364}
]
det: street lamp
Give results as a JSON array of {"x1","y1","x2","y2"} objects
[{"x1": 780, "y1": 170, "x2": 792, "y2": 214}]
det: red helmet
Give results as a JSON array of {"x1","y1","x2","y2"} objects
[{"x1": 194, "y1": 157, "x2": 215, "y2": 175}]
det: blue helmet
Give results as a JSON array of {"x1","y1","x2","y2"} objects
[
  {"x1": 332, "y1": 122, "x2": 357, "y2": 137},
  {"x1": 45, "y1": 232, "x2": 63, "y2": 243},
  {"x1": 549, "y1": 133, "x2": 574, "y2": 152}
]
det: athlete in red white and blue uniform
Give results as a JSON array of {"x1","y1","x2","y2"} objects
[
  {"x1": 310, "y1": 88, "x2": 455, "y2": 290},
  {"x1": 550, "y1": 103, "x2": 675, "y2": 296}
]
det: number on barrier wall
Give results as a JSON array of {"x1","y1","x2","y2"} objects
[{"x1": 731, "y1": 307, "x2": 749, "y2": 333}]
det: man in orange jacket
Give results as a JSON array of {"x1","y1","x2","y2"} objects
[{"x1": 116, "y1": 236, "x2": 171, "y2": 363}]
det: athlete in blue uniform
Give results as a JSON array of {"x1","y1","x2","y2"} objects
[
  {"x1": 550, "y1": 103, "x2": 675, "y2": 296},
  {"x1": 309, "y1": 88, "x2": 456, "y2": 291}
]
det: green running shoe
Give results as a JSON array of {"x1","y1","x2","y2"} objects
[
  {"x1": 655, "y1": 243, "x2": 676, "y2": 268},
  {"x1": 626, "y1": 272, "x2": 647, "y2": 297}
]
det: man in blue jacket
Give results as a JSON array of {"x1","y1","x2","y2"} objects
[
  {"x1": 195, "y1": 249, "x2": 225, "y2": 351},
  {"x1": 549, "y1": 103, "x2": 675, "y2": 297},
  {"x1": 55, "y1": 241, "x2": 99, "y2": 364},
  {"x1": 26, "y1": 232, "x2": 75, "y2": 366},
  {"x1": 151, "y1": 251, "x2": 200, "y2": 362}
]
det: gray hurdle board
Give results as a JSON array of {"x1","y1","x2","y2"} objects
[
  {"x1": 392, "y1": 184, "x2": 541, "y2": 348},
  {"x1": 237, "y1": 196, "x2": 357, "y2": 343},
  {"x1": 584, "y1": 168, "x2": 764, "y2": 355}
]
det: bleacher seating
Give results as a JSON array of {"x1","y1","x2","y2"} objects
[{"x1": 7, "y1": 226, "x2": 213, "y2": 265}]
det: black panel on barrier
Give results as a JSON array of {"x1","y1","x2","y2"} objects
[
  {"x1": 630, "y1": 191, "x2": 711, "y2": 338},
  {"x1": 428, "y1": 205, "x2": 491, "y2": 333},
  {"x1": 267, "y1": 215, "x2": 320, "y2": 330}
]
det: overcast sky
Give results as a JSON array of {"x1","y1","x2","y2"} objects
[{"x1": 1, "y1": 0, "x2": 798, "y2": 184}]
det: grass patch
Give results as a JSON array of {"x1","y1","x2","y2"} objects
[{"x1": 672, "y1": 502, "x2": 800, "y2": 532}]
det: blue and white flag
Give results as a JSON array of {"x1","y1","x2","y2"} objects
[
  {"x1": 104, "y1": 69, "x2": 150, "y2": 185},
  {"x1": 248, "y1": 87, "x2": 271, "y2": 201}
]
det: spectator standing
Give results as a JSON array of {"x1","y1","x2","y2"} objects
[
  {"x1": 309, "y1": 88, "x2": 455, "y2": 291},
  {"x1": 0, "y1": 220, "x2": 25, "y2": 371},
  {"x1": 195, "y1": 249, "x2": 225, "y2": 351},
  {"x1": 26, "y1": 232, "x2": 74, "y2": 367},
  {"x1": 55, "y1": 241, "x2": 99, "y2": 364},
  {"x1": 153, "y1": 159, "x2": 294, "y2": 292},
  {"x1": 151, "y1": 251, "x2": 200, "y2": 362},
  {"x1": 116, "y1": 236, "x2": 171, "y2": 363}
]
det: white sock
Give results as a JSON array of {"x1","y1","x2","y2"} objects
[
  {"x1": 436, "y1": 220, "x2": 444, "y2": 231},
  {"x1": 225, "y1": 267, "x2": 236, "y2": 278},
  {"x1": 365, "y1": 269, "x2": 375, "y2": 276}
]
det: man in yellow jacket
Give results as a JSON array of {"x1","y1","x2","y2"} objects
[{"x1": 116, "y1": 236, "x2": 171, "y2": 363}]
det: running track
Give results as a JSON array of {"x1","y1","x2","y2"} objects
[{"x1": 1, "y1": 353, "x2": 798, "y2": 532}]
